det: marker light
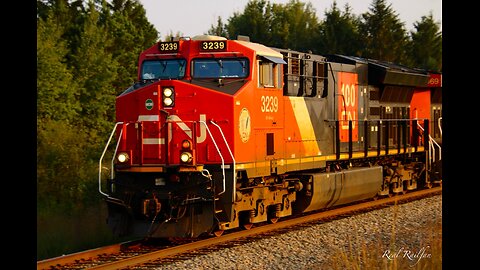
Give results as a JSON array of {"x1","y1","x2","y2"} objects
[{"x1": 182, "y1": 140, "x2": 192, "y2": 149}]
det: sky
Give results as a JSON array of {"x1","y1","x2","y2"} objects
[{"x1": 138, "y1": 0, "x2": 442, "y2": 39}]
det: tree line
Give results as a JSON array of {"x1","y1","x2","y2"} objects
[
  {"x1": 37, "y1": 0, "x2": 158, "y2": 210},
  {"x1": 37, "y1": 0, "x2": 441, "y2": 211},
  {"x1": 208, "y1": 0, "x2": 441, "y2": 72}
]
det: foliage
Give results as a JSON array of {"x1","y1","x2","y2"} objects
[
  {"x1": 37, "y1": 120, "x2": 100, "y2": 211},
  {"x1": 37, "y1": 11, "x2": 80, "y2": 125},
  {"x1": 271, "y1": 0, "x2": 320, "y2": 52},
  {"x1": 223, "y1": 0, "x2": 320, "y2": 52},
  {"x1": 208, "y1": 0, "x2": 441, "y2": 70},
  {"x1": 105, "y1": 0, "x2": 159, "y2": 92},
  {"x1": 37, "y1": 0, "x2": 158, "y2": 211},
  {"x1": 408, "y1": 14, "x2": 442, "y2": 71},
  {"x1": 226, "y1": 0, "x2": 275, "y2": 43},
  {"x1": 316, "y1": 2, "x2": 362, "y2": 55},
  {"x1": 359, "y1": 0, "x2": 409, "y2": 64},
  {"x1": 207, "y1": 16, "x2": 228, "y2": 37}
]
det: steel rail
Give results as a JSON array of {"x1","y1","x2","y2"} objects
[
  {"x1": 36, "y1": 240, "x2": 141, "y2": 270},
  {"x1": 82, "y1": 187, "x2": 442, "y2": 270}
]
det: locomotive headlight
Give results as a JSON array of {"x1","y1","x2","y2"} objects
[
  {"x1": 117, "y1": 152, "x2": 130, "y2": 163},
  {"x1": 163, "y1": 97, "x2": 174, "y2": 106},
  {"x1": 162, "y1": 87, "x2": 175, "y2": 107},
  {"x1": 180, "y1": 152, "x2": 193, "y2": 163},
  {"x1": 163, "y1": 87, "x2": 173, "y2": 97}
]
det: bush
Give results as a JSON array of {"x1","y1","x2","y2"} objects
[{"x1": 37, "y1": 120, "x2": 103, "y2": 213}]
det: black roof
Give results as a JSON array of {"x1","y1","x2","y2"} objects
[{"x1": 326, "y1": 54, "x2": 430, "y2": 87}]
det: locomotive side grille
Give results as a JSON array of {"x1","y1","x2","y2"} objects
[
  {"x1": 370, "y1": 106, "x2": 381, "y2": 116},
  {"x1": 291, "y1": 53, "x2": 300, "y2": 75}
]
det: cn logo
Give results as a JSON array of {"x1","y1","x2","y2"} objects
[
  {"x1": 167, "y1": 114, "x2": 207, "y2": 143},
  {"x1": 337, "y1": 72, "x2": 358, "y2": 142}
]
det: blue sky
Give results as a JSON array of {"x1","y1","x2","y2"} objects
[{"x1": 138, "y1": 0, "x2": 442, "y2": 39}]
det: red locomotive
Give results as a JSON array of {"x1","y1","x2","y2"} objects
[{"x1": 99, "y1": 35, "x2": 442, "y2": 238}]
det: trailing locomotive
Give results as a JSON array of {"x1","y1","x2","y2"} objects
[{"x1": 99, "y1": 35, "x2": 442, "y2": 238}]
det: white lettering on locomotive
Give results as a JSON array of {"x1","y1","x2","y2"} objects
[
  {"x1": 340, "y1": 83, "x2": 357, "y2": 130},
  {"x1": 167, "y1": 114, "x2": 207, "y2": 143},
  {"x1": 138, "y1": 114, "x2": 207, "y2": 144},
  {"x1": 337, "y1": 72, "x2": 359, "y2": 142}
]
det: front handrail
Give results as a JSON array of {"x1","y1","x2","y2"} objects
[
  {"x1": 210, "y1": 120, "x2": 236, "y2": 200},
  {"x1": 100, "y1": 119, "x2": 233, "y2": 197},
  {"x1": 199, "y1": 120, "x2": 226, "y2": 195},
  {"x1": 98, "y1": 122, "x2": 123, "y2": 197}
]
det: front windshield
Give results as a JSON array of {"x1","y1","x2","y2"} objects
[
  {"x1": 141, "y1": 59, "x2": 186, "y2": 80},
  {"x1": 192, "y1": 58, "x2": 249, "y2": 79}
]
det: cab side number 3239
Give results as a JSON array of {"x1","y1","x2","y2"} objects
[{"x1": 261, "y1": 95, "x2": 278, "y2": 113}]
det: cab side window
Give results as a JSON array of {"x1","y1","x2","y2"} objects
[
  {"x1": 257, "y1": 56, "x2": 285, "y2": 89},
  {"x1": 258, "y1": 60, "x2": 275, "y2": 88}
]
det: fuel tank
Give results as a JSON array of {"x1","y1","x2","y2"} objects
[{"x1": 294, "y1": 166, "x2": 383, "y2": 213}]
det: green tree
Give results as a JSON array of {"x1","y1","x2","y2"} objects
[
  {"x1": 222, "y1": 0, "x2": 320, "y2": 52},
  {"x1": 37, "y1": 7, "x2": 94, "y2": 209},
  {"x1": 37, "y1": 119, "x2": 99, "y2": 210},
  {"x1": 271, "y1": 0, "x2": 320, "y2": 52},
  {"x1": 226, "y1": 0, "x2": 274, "y2": 43},
  {"x1": 408, "y1": 13, "x2": 442, "y2": 71},
  {"x1": 36, "y1": 0, "x2": 113, "y2": 210},
  {"x1": 37, "y1": 11, "x2": 80, "y2": 126},
  {"x1": 106, "y1": 0, "x2": 159, "y2": 92},
  {"x1": 207, "y1": 16, "x2": 228, "y2": 37},
  {"x1": 317, "y1": 1, "x2": 361, "y2": 55},
  {"x1": 69, "y1": 0, "x2": 118, "y2": 140},
  {"x1": 359, "y1": 0, "x2": 409, "y2": 63},
  {"x1": 37, "y1": 0, "x2": 160, "y2": 209}
]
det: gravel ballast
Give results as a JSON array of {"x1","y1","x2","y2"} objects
[{"x1": 152, "y1": 195, "x2": 442, "y2": 269}]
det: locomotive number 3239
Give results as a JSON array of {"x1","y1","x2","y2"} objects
[
  {"x1": 159, "y1": 41, "x2": 178, "y2": 52},
  {"x1": 261, "y1": 96, "x2": 279, "y2": 113},
  {"x1": 201, "y1": 41, "x2": 226, "y2": 51}
]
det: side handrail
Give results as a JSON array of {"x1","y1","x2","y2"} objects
[
  {"x1": 98, "y1": 122, "x2": 123, "y2": 197},
  {"x1": 210, "y1": 120, "x2": 236, "y2": 200},
  {"x1": 416, "y1": 121, "x2": 442, "y2": 163},
  {"x1": 199, "y1": 120, "x2": 226, "y2": 195},
  {"x1": 438, "y1": 117, "x2": 442, "y2": 137}
]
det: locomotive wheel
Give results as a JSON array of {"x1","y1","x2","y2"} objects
[
  {"x1": 213, "y1": 230, "x2": 224, "y2": 237},
  {"x1": 269, "y1": 217, "x2": 279, "y2": 224},
  {"x1": 242, "y1": 223, "x2": 253, "y2": 230}
]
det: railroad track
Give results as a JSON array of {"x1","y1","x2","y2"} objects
[{"x1": 37, "y1": 186, "x2": 441, "y2": 270}]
